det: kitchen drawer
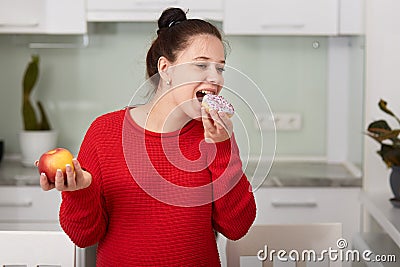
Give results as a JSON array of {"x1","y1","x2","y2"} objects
[
  {"x1": 254, "y1": 187, "x2": 361, "y2": 243},
  {"x1": 0, "y1": 187, "x2": 61, "y2": 222},
  {"x1": 0, "y1": 222, "x2": 61, "y2": 231}
]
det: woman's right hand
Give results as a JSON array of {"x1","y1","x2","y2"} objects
[{"x1": 38, "y1": 159, "x2": 92, "y2": 192}]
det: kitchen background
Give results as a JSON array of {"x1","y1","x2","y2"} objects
[
  {"x1": 8, "y1": 1, "x2": 400, "y2": 266},
  {"x1": 0, "y1": 22, "x2": 365, "y2": 167}
]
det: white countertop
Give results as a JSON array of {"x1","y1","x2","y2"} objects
[
  {"x1": 0, "y1": 157, "x2": 363, "y2": 187},
  {"x1": 244, "y1": 160, "x2": 362, "y2": 187},
  {"x1": 0, "y1": 158, "x2": 39, "y2": 186},
  {"x1": 359, "y1": 191, "x2": 400, "y2": 248}
]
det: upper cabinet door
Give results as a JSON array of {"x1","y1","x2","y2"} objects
[
  {"x1": 339, "y1": 0, "x2": 364, "y2": 35},
  {"x1": 0, "y1": 0, "x2": 44, "y2": 33},
  {"x1": 223, "y1": 0, "x2": 339, "y2": 35},
  {"x1": 87, "y1": 0, "x2": 223, "y2": 22},
  {"x1": 0, "y1": 0, "x2": 86, "y2": 34}
]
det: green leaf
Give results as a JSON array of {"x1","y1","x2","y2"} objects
[
  {"x1": 22, "y1": 99, "x2": 38, "y2": 130},
  {"x1": 379, "y1": 99, "x2": 395, "y2": 116},
  {"x1": 378, "y1": 144, "x2": 400, "y2": 167},
  {"x1": 37, "y1": 101, "x2": 51, "y2": 130},
  {"x1": 379, "y1": 99, "x2": 400, "y2": 124},
  {"x1": 23, "y1": 55, "x2": 39, "y2": 96},
  {"x1": 368, "y1": 120, "x2": 391, "y2": 133}
]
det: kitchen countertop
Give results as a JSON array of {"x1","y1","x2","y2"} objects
[
  {"x1": 244, "y1": 160, "x2": 362, "y2": 187},
  {"x1": 0, "y1": 157, "x2": 362, "y2": 187},
  {"x1": 0, "y1": 158, "x2": 39, "y2": 186}
]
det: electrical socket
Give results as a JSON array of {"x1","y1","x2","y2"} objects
[{"x1": 255, "y1": 112, "x2": 302, "y2": 131}]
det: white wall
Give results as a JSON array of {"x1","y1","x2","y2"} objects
[{"x1": 364, "y1": 0, "x2": 400, "y2": 194}]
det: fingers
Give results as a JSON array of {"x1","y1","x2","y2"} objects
[
  {"x1": 218, "y1": 111, "x2": 233, "y2": 131},
  {"x1": 55, "y1": 160, "x2": 79, "y2": 191},
  {"x1": 201, "y1": 107, "x2": 214, "y2": 131},
  {"x1": 65, "y1": 164, "x2": 76, "y2": 188},
  {"x1": 37, "y1": 160, "x2": 55, "y2": 191},
  {"x1": 39, "y1": 173, "x2": 55, "y2": 191},
  {"x1": 209, "y1": 110, "x2": 227, "y2": 132},
  {"x1": 73, "y1": 159, "x2": 92, "y2": 189},
  {"x1": 54, "y1": 169, "x2": 66, "y2": 191},
  {"x1": 202, "y1": 108, "x2": 225, "y2": 132},
  {"x1": 72, "y1": 158, "x2": 83, "y2": 175},
  {"x1": 202, "y1": 107, "x2": 233, "y2": 143},
  {"x1": 39, "y1": 158, "x2": 89, "y2": 192}
]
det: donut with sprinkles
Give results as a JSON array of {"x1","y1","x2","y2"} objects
[{"x1": 202, "y1": 94, "x2": 234, "y2": 118}]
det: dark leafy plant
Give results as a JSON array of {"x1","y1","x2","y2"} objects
[
  {"x1": 22, "y1": 55, "x2": 51, "y2": 131},
  {"x1": 366, "y1": 99, "x2": 400, "y2": 167}
]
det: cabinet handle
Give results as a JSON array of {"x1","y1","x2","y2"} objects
[
  {"x1": 271, "y1": 200, "x2": 317, "y2": 208},
  {"x1": 261, "y1": 24, "x2": 305, "y2": 29},
  {"x1": 0, "y1": 200, "x2": 33, "y2": 207},
  {"x1": 135, "y1": 0, "x2": 178, "y2": 6}
]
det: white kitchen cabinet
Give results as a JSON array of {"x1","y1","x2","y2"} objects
[
  {"x1": 223, "y1": 0, "x2": 339, "y2": 35},
  {"x1": 87, "y1": 0, "x2": 223, "y2": 22},
  {"x1": 254, "y1": 187, "x2": 361, "y2": 245},
  {"x1": 0, "y1": 0, "x2": 86, "y2": 34},
  {"x1": 216, "y1": 187, "x2": 361, "y2": 267},
  {"x1": 339, "y1": 0, "x2": 364, "y2": 35},
  {"x1": 0, "y1": 186, "x2": 62, "y2": 231},
  {"x1": 0, "y1": 186, "x2": 93, "y2": 267}
]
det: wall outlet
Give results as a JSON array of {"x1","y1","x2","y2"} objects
[{"x1": 255, "y1": 112, "x2": 302, "y2": 131}]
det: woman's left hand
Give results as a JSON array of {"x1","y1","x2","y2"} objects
[{"x1": 201, "y1": 107, "x2": 233, "y2": 143}]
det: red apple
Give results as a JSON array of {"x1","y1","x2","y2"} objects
[{"x1": 38, "y1": 148, "x2": 74, "y2": 183}]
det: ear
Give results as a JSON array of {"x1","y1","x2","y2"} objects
[{"x1": 158, "y1": 56, "x2": 171, "y2": 84}]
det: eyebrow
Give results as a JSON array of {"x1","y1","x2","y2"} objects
[{"x1": 194, "y1": 56, "x2": 225, "y2": 64}]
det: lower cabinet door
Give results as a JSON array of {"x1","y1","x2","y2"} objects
[
  {"x1": 217, "y1": 187, "x2": 361, "y2": 267},
  {"x1": 254, "y1": 188, "x2": 361, "y2": 244}
]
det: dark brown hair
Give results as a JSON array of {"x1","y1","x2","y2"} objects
[{"x1": 146, "y1": 8, "x2": 225, "y2": 81}]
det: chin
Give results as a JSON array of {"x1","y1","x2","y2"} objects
[{"x1": 183, "y1": 100, "x2": 202, "y2": 121}]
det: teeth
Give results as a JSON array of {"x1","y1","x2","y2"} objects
[{"x1": 200, "y1": 90, "x2": 214, "y2": 95}]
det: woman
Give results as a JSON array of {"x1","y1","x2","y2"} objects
[{"x1": 39, "y1": 7, "x2": 256, "y2": 266}]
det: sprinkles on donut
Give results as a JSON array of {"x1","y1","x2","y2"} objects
[{"x1": 201, "y1": 94, "x2": 235, "y2": 118}]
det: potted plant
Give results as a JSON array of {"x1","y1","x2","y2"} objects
[
  {"x1": 366, "y1": 99, "x2": 400, "y2": 206},
  {"x1": 19, "y1": 55, "x2": 57, "y2": 167}
]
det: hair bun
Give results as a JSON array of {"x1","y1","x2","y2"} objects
[{"x1": 158, "y1": 7, "x2": 187, "y2": 31}]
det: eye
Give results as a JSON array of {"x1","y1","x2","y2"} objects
[
  {"x1": 195, "y1": 62, "x2": 208, "y2": 69},
  {"x1": 216, "y1": 64, "x2": 225, "y2": 73},
  {"x1": 217, "y1": 66, "x2": 225, "y2": 73}
]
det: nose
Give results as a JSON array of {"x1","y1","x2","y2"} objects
[{"x1": 205, "y1": 64, "x2": 223, "y2": 85}]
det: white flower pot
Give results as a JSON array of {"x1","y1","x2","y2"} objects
[{"x1": 19, "y1": 130, "x2": 58, "y2": 167}]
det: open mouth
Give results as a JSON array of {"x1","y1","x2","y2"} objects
[{"x1": 196, "y1": 90, "x2": 215, "y2": 102}]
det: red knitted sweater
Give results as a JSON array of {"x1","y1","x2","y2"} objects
[{"x1": 60, "y1": 108, "x2": 256, "y2": 266}]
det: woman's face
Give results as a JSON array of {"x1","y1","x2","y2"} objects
[{"x1": 162, "y1": 34, "x2": 225, "y2": 120}]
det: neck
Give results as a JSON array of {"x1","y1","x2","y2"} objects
[{"x1": 142, "y1": 91, "x2": 191, "y2": 133}]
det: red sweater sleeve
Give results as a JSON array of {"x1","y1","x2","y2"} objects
[
  {"x1": 59, "y1": 119, "x2": 108, "y2": 248},
  {"x1": 206, "y1": 134, "x2": 256, "y2": 241}
]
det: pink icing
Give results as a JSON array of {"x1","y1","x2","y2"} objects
[{"x1": 202, "y1": 94, "x2": 234, "y2": 115}]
